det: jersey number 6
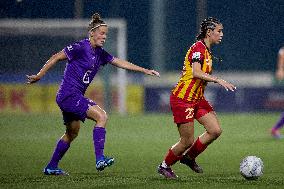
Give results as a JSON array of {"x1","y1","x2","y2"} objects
[{"x1": 83, "y1": 70, "x2": 92, "y2": 84}]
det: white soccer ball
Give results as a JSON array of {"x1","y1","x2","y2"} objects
[{"x1": 240, "y1": 156, "x2": 264, "y2": 180}]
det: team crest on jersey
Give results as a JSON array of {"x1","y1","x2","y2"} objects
[
  {"x1": 192, "y1": 52, "x2": 201, "y2": 59},
  {"x1": 206, "y1": 59, "x2": 209, "y2": 65}
]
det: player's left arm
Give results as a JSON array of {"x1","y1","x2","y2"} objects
[
  {"x1": 110, "y1": 57, "x2": 160, "y2": 77},
  {"x1": 192, "y1": 61, "x2": 236, "y2": 91}
]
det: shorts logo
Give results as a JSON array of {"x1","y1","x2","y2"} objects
[
  {"x1": 76, "y1": 100, "x2": 80, "y2": 107},
  {"x1": 185, "y1": 108, "x2": 194, "y2": 119}
]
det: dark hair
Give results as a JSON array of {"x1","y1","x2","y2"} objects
[
  {"x1": 196, "y1": 17, "x2": 221, "y2": 41},
  {"x1": 88, "y1": 13, "x2": 107, "y2": 31}
]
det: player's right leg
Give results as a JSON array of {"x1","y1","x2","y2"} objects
[
  {"x1": 158, "y1": 94, "x2": 198, "y2": 178},
  {"x1": 157, "y1": 163, "x2": 178, "y2": 179},
  {"x1": 158, "y1": 123, "x2": 195, "y2": 179},
  {"x1": 43, "y1": 120, "x2": 80, "y2": 176},
  {"x1": 87, "y1": 105, "x2": 114, "y2": 171}
]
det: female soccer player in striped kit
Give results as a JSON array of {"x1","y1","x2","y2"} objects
[
  {"x1": 26, "y1": 13, "x2": 160, "y2": 175},
  {"x1": 157, "y1": 17, "x2": 236, "y2": 179}
]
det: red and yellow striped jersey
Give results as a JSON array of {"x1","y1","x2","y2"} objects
[{"x1": 172, "y1": 40, "x2": 213, "y2": 102}]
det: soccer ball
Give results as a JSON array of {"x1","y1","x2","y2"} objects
[{"x1": 240, "y1": 156, "x2": 264, "y2": 180}]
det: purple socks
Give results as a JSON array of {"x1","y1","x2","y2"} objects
[
  {"x1": 93, "y1": 126, "x2": 106, "y2": 161},
  {"x1": 46, "y1": 126, "x2": 106, "y2": 168},
  {"x1": 47, "y1": 139, "x2": 70, "y2": 168},
  {"x1": 273, "y1": 112, "x2": 284, "y2": 130}
]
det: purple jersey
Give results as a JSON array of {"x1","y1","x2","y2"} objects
[{"x1": 57, "y1": 38, "x2": 114, "y2": 100}]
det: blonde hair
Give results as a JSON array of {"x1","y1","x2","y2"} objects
[{"x1": 88, "y1": 13, "x2": 107, "y2": 31}]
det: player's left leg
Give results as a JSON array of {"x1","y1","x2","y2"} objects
[
  {"x1": 179, "y1": 127, "x2": 208, "y2": 173},
  {"x1": 87, "y1": 105, "x2": 114, "y2": 171},
  {"x1": 271, "y1": 112, "x2": 284, "y2": 139},
  {"x1": 197, "y1": 111, "x2": 222, "y2": 145},
  {"x1": 188, "y1": 111, "x2": 221, "y2": 159},
  {"x1": 180, "y1": 112, "x2": 221, "y2": 173},
  {"x1": 180, "y1": 99, "x2": 219, "y2": 173},
  {"x1": 188, "y1": 111, "x2": 220, "y2": 149}
]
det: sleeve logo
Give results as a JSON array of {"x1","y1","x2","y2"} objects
[
  {"x1": 67, "y1": 45, "x2": 73, "y2": 51},
  {"x1": 192, "y1": 52, "x2": 201, "y2": 59}
]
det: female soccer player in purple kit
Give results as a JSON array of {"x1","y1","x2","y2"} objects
[
  {"x1": 271, "y1": 47, "x2": 284, "y2": 139},
  {"x1": 26, "y1": 13, "x2": 160, "y2": 175}
]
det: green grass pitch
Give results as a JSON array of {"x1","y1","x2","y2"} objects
[{"x1": 0, "y1": 112, "x2": 284, "y2": 188}]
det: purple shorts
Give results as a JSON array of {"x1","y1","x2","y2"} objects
[{"x1": 56, "y1": 93, "x2": 96, "y2": 125}]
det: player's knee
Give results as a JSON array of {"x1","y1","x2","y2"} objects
[
  {"x1": 70, "y1": 132, "x2": 79, "y2": 141},
  {"x1": 65, "y1": 123, "x2": 80, "y2": 141},
  {"x1": 180, "y1": 138, "x2": 194, "y2": 149},
  {"x1": 211, "y1": 128, "x2": 222, "y2": 139},
  {"x1": 66, "y1": 130, "x2": 79, "y2": 141},
  {"x1": 97, "y1": 111, "x2": 108, "y2": 125}
]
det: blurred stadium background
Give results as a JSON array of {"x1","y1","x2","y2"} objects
[
  {"x1": 1, "y1": 0, "x2": 284, "y2": 115},
  {"x1": 1, "y1": 1, "x2": 284, "y2": 188}
]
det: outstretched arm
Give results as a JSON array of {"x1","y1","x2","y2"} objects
[
  {"x1": 26, "y1": 50, "x2": 67, "y2": 84},
  {"x1": 110, "y1": 57, "x2": 160, "y2": 77},
  {"x1": 192, "y1": 62, "x2": 236, "y2": 91}
]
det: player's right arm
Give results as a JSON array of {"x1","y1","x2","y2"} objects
[
  {"x1": 26, "y1": 50, "x2": 67, "y2": 84},
  {"x1": 192, "y1": 61, "x2": 236, "y2": 92}
]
